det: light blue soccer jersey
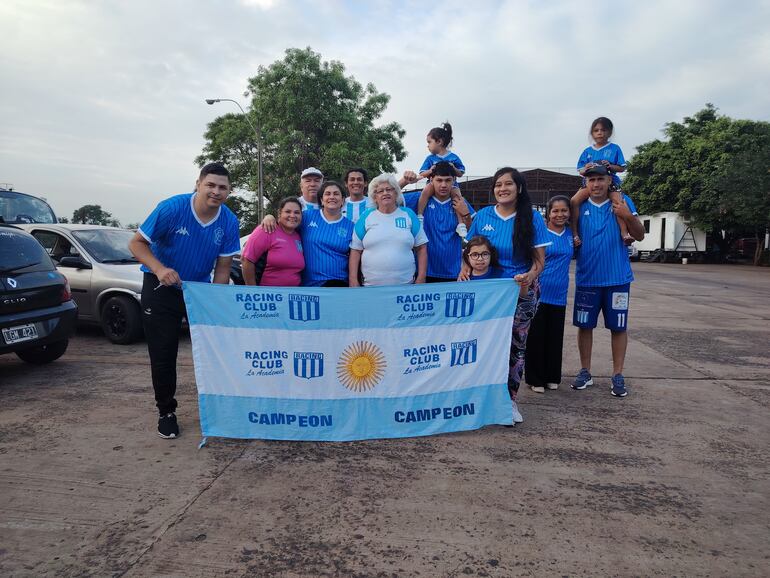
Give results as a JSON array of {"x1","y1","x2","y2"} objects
[
  {"x1": 577, "y1": 143, "x2": 626, "y2": 187},
  {"x1": 342, "y1": 198, "x2": 368, "y2": 223},
  {"x1": 139, "y1": 193, "x2": 240, "y2": 283},
  {"x1": 467, "y1": 207, "x2": 552, "y2": 278},
  {"x1": 420, "y1": 152, "x2": 466, "y2": 186},
  {"x1": 299, "y1": 211, "x2": 354, "y2": 286},
  {"x1": 420, "y1": 152, "x2": 466, "y2": 173},
  {"x1": 404, "y1": 191, "x2": 475, "y2": 279},
  {"x1": 575, "y1": 194, "x2": 637, "y2": 287},
  {"x1": 538, "y1": 228, "x2": 574, "y2": 306}
]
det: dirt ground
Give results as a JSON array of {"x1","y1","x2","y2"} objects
[{"x1": 1, "y1": 263, "x2": 769, "y2": 577}]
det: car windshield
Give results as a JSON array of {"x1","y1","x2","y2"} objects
[
  {"x1": 71, "y1": 229, "x2": 137, "y2": 263},
  {"x1": 0, "y1": 190, "x2": 57, "y2": 224},
  {"x1": 0, "y1": 229, "x2": 53, "y2": 273}
]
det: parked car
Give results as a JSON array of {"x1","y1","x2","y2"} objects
[
  {"x1": 18, "y1": 224, "x2": 144, "y2": 344},
  {"x1": 0, "y1": 224, "x2": 77, "y2": 363},
  {"x1": 229, "y1": 234, "x2": 251, "y2": 285},
  {"x1": 0, "y1": 187, "x2": 57, "y2": 224}
]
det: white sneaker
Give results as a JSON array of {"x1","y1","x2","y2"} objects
[
  {"x1": 511, "y1": 400, "x2": 524, "y2": 424},
  {"x1": 455, "y1": 223, "x2": 468, "y2": 239},
  {"x1": 546, "y1": 383, "x2": 559, "y2": 390},
  {"x1": 530, "y1": 385, "x2": 545, "y2": 394}
]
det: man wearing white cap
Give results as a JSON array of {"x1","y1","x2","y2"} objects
[{"x1": 299, "y1": 167, "x2": 323, "y2": 211}]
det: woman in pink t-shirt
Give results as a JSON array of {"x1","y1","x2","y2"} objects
[{"x1": 242, "y1": 197, "x2": 304, "y2": 286}]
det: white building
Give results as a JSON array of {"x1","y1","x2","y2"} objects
[{"x1": 635, "y1": 212, "x2": 706, "y2": 255}]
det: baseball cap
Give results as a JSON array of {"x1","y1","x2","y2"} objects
[
  {"x1": 300, "y1": 167, "x2": 323, "y2": 179},
  {"x1": 584, "y1": 165, "x2": 610, "y2": 176}
]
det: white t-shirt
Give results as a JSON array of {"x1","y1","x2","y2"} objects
[{"x1": 350, "y1": 207, "x2": 428, "y2": 286}]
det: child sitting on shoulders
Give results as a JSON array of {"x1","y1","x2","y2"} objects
[
  {"x1": 416, "y1": 122, "x2": 467, "y2": 238},
  {"x1": 571, "y1": 116, "x2": 632, "y2": 246}
]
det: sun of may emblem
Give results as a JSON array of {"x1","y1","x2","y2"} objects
[{"x1": 336, "y1": 341, "x2": 386, "y2": 392}]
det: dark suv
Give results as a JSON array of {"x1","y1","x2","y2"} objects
[{"x1": 1, "y1": 224, "x2": 78, "y2": 363}]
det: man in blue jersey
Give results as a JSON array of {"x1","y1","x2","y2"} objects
[
  {"x1": 129, "y1": 162, "x2": 240, "y2": 438},
  {"x1": 404, "y1": 162, "x2": 474, "y2": 283},
  {"x1": 571, "y1": 165, "x2": 644, "y2": 397},
  {"x1": 343, "y1": 167, "x2": 369, "y2": 223},
  {"x1": 298, "y1": 167, "x2": 323, "y2": 211}
]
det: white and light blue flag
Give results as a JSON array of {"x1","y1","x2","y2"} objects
[{"x1": 183, "y1": 279, "x2": 518, "y2": 441}]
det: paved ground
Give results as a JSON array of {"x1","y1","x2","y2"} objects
[{"x1": 1, "y1": 263, "x2": 769, "y2": 577}]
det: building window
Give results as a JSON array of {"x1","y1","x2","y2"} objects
[{"x1": 643, "y1": 219, "x2": 650, "y2": 234}]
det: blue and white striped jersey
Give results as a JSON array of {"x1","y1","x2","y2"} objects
[
  {"x1": 298, "y1": 197, "x2": 319, "y2": 212},
  {"x1": 575, "y1": 194, "x2": 637, "y2": 287},
  {"x1": 342, "y1": 198, "x2": 368, "y2": 223},
  {"x1": 467, "y1": 207, "x2": 551, "y2": 278},
  {"x1": 577, "y1": 143, "x2": 627, "y2": 187},
  {"x1": 299, "y1": 211, "x2": 354, "y2": 286},
  {"x1": 539, "y1": 228, "x2": 573, "y2": 306},
  {"x1": 139, "y1": 193, "x2": 240, "y2": 283},
  {"x1": 404, "y1": 191, "x2": 475, "y2": 279}
]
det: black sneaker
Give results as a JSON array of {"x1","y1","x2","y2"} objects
[{"x1": 157, "y1": 413, "x2": 179, "y2": 438}]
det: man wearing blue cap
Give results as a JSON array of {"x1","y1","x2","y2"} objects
[{"x1": 571, "y1": 165, "x2": 645, "y2": 397}]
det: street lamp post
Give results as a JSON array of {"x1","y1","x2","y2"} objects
[{"x1": 205, "y1": 98, "x2": 264, "y2": 222}]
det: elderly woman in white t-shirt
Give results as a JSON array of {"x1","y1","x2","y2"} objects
[{"x1": 348, "y1": 174, "x2": 428, "y2": 286}]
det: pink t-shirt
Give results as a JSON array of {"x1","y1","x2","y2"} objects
[{"x1": 242, "y1": 226, "x2": 305, "y2": 287}]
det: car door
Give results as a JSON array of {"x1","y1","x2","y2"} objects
[{"x1": 30, "y1": 229, "x2": 94, "y2": 318}]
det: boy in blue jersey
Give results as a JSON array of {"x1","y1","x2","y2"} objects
[
  {"x1": 404, "y1": 162, "x2": 474, "y2": 282},
  {"x1": 129, "y1": 162, "x2": 240, "y2": 438},
  {"x1": 571, "y1": 165, "x2": 645, "y2": 397}
]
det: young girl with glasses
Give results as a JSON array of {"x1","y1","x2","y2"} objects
[{"x1": 460, "y1": 236, "x2": 500, "y2": 280}]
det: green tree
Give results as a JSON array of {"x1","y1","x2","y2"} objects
[
  {"x1": 72, "y1": 204, "x2": 120, "y2": 227},
  {"x1": 224, "y1": 194, "x2": 255, "y2": 237},
  {"x1": 625, "y1": 105, "x2": 770, "y2": 264},
  {"x1": 197, "y1": 47, "x2": 406, "y2": 232}
]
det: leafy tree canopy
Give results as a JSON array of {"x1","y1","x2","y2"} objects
[
  {"x1": 625, "y1": 104, "x2": 770, "y2": 260},
  {"x1": 72, "y1": 204, "x2": 120, "y2": 227},
  {"x1": 197, "y1": 47, "x2": 406, "y2": 232}
]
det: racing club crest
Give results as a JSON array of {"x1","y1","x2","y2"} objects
[
  {"x1": 444, "y1": 291, "x2": 475, "y2": 318},
  {"x1": 294, "y1": 352, "x2": 324, "y2": 379},
  {"x1": 450, "y1": 339, "x2": 478, "y2": 367},
  {"x1": 288, "y1": 294, "x2": 320, "y2": 321}
]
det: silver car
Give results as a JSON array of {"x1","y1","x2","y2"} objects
[{"x1": 19, "y1": 224, "x2": 144, "y2": 344}]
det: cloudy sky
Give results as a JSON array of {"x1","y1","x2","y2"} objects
[{"x1": 1, "y1": 0, "x2": 768, "y2": 225}]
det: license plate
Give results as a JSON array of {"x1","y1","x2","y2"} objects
[{"x1": 2, "y1": 323, "x2": 39, "y2": 345}]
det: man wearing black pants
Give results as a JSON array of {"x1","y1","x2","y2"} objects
[{"x1": 129, "y1": 162, "x2": 240, "y2": 438}]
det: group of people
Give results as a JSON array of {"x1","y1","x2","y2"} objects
[{"x1": 129, "y1": 117, "x2": 644, "y2": 439}]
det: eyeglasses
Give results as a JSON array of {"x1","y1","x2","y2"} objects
[
  {"x1": 374, "y1": 186, "x2": 395, "y2": 195},
  {"x1": 468, "y1": 251, "x2": 491, "y2": 260}
]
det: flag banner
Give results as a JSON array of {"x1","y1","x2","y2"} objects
[{"x1": 183, "y1": 279, "x2": 518, "y2": 441}]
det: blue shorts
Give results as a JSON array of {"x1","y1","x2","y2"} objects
[{"x1": 573, "y1": 284, "x2": 631, "y2": 332}]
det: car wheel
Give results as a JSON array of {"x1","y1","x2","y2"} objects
[
  {"x1": 101, "y1": 295, "x2": 143, "y2": 344},
  {"x1": 16, "y1": 339, "x2": 69, "y2": 364}
]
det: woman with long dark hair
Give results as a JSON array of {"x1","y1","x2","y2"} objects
[{"x1": 465, "y1": 167, "x2": 551, "y2": 424}]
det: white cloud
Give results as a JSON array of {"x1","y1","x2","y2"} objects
[{"x1": 0, "y1": 0, "x2": 768, "y2": 223}]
